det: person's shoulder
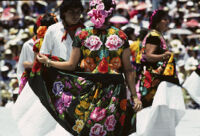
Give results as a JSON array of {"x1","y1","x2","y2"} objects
[
  {"x1": 23, "y1": 38, "x2": 34, "y2": 47},
  {"x1": 47, "y1": 22, "x2": 63, "y2": 31}
]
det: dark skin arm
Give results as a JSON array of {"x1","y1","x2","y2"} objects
[
  {"x1": 122, "y1": 48, "x2": 142, "y2": 112},
  {"x1": 145, "y1": 43, "x2": 172, "y2": 62}
]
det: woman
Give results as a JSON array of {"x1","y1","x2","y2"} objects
[
  {"x1": 35, "y1": 0, "x2": 142, "y2": 135},
  {"x1": 139, "y1": 9, "x2": 179, "y2": 108},
  {"x1": 18, "y1": 13, "x2": 58, "y2": 94}
]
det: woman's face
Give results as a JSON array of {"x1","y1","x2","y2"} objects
[
  {"x1": 158, "y1": 17, "x2": 169, "y2": 32},
  {"x1": 64, "y1": 8, "x2": 82, "y2": 25}
]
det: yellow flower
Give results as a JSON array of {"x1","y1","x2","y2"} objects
[
  {"x1": 117, "y1": 48, "x2": 123, "y2": 56},
  {"x1": 80, "y1": 116, "x2": 84, "y2": 120},
  {"x1": 84, "y1": 111, "x2": 90, "y2": 121},
  {"x1": 80, "y1": 101, "x2": 90, "y2": 109},
  {"x1": 72, "y1": 119, "x2": 84, "y2": 134},
  {"x1": 108, "y1": 28, "x2": 115, "y2": 35},
  {"x1": 83, "y1": 49, "x2": 91, "y2": 56},
  {"x1": 75, "y1": 108, "x2": 84, "y2": 116}
]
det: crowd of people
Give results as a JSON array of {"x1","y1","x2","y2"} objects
[{"x1": 0, "y1": 0, "x2": 200, "y2": 135}]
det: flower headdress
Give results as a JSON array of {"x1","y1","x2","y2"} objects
[
  {"x1": 148, "y1": 9, "x2": 159, "y2": 29},
  {"x1": 88, "y1": 0, "x2": 116, "y2": 28}
]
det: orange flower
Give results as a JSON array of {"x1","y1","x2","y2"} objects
[
  {"x1": 98, "y1": 57, "x2": 108, "y2": 74},
  {"x1": 118, "y1": 30, "x2": 127, "y2": 40},
  {"x1": 120, "y1": 99, "x2": 127, "y2": 111},
  {"x1": 109, "y1": 57, "x2": 122, "y2": 71},
  {"x1": 79, "y1": 31, "x2": 88, "y2": 40},
  {"x1": 37, "y1": 26, "x2": 47, "y2": 38},
  {"x1": 80, "y1": 57, "x2": 96, "y2": 72}
]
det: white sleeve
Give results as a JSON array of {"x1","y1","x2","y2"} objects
[
  {"x1": 40, "y1": 27, "x2": 54, "y2": 54},
  {"x1": 17, "y1": 42, "x2": 27, "y2": 83}
]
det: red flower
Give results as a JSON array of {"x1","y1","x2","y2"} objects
[
  {"x1": 119, "y1": 114, "x2": 126, "y2": 126},
  {"x1": 119, "y1": 30, "x2": 127, "y2": 40},
  {"x1": 32, "y1": 61, "x2": 42, "y2": 73},
  {"x1": 98, "y1": 57, "x2": 108, "y2": 74},
  {"x1": 144, "y1": 71, "x2": 152, "y2": 88},
  {"x1": 79, "y1": 31, "x2": 88, "y2": 40}
]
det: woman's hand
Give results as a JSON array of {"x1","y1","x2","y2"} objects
[
  {"x1": 163, "y1": 51, "x2": 172, "y2": 60},
  {"x1": 132, "y1": 97, "x2": 142, "y2": 112},
  {"x1": 37, "y1": 54, "x2": 49, "y2": 64}
]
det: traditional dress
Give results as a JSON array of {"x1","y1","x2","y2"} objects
[
  {"x1": 139, "y1": 30, "x2": 179, "y2": 108},
  {"x1": 29, "y1": 26, "x2": 136, "y2": 136}
]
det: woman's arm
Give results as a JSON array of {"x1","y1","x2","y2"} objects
[
  {"x1": 145, "y1": 43, "x2": 171, "y2": 62},
  {"x1": 37, "y1": 47, "x2": 81, "y2": 71},
  {"x1": 122, "y1": 48, "x2": 142, "y2": 111}
]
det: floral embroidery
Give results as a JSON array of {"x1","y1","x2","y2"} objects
[
  {"x1": 143, "y1": 71, "x2": 152, "y2": 88},
  {"x1": 109, "y1": 104, "x2": 115, "y2": 113},
  {"x1": 105, "y1": 34, "x2": 123, "y2": 50},
  {"x1": 80, "y1": 100, "x2": 90, "y2": 109},
  {"x1": 89, "y1": 123, "x2": 107, "y2": 136},
  {"x1": 55, "y1": 98, "x2": 65, "y2": 114},
  {"x1": 52, "y1": 81, "x2": 64, "y2": 95},
  {"x1": 85, "y1": 35, "x2": 102, "y2": 51},
  {"x1": 75, "y1": 108, "x2": 84, "y2": 116},
  {"x1": 80, "y1": 57, "x2": 96, "y2": 72},
  {"x1": 118, "y1": 30, "x2": 127, "y2": 40},
  {"x1": 65, "y1": 81, "x2": 72, "y2": 89},
  {"x1": 73, "y1": 119, "x2": 84, "y2": 134},
  {"x1": 109, "y1": 57, "x2": 121, "y2": 71},
  {"x1": 119, "y1": 114, "x2": 126, "y2": 126},
  {"x1": 61, "y1": 92, "x2": 72, "y2": 108},
  {"x1": 104, "y1": 115, "x2": 116, "y2": 131},
  {"x1": 108, "y1": 28, "x2": 116, "y2": 35},
  {"x1": 98, "y1": 57, "x2": 109, "y2": 73},
  {"x1": 90, "y1": 107, "x2": 106, "y2": 122},
  {"x1": 79, "y1": 31, "x2": 88, "y2": 40},
  {"x1": 120, "y1": 99, "x2": 127, "y2": 111}
]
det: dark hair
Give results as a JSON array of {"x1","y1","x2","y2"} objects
[
  {"x1": 149, "y1": 10, "x2": 168, "y2": 29},
  {"x1": 40, "y1": 13, "x2": 57, "y2": 27},
  {"x1": 59, "y1": 0, "x2": 84, "y2": 21},
  {"x1": 124, "y1": 27, "x2": 135, "y2": 39},
  {"x1": 102, "y1": 0, "x2": 116, "y2": 11}
]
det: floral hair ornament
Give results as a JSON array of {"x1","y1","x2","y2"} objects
[
  {"x1": 148, "y1": 9, "x2": 159, "y2": 29},
  {"x1": 88, "y1": 0, "x2": 116, "y2": 28}
]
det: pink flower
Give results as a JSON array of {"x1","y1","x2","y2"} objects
[
  {"x1": 96, "y1": 3, "x2": 104, "y2": 10},
  {"x1": 105, "y1": 34, "x2": 124, "y2": 50},
  {"x1": 89, "y1": 0, "x2": 101, "y2": 7},
  {"x1": 104, "y1": 115, "x2": 116, "y2": 131},
  {"x1": 65, "y1": 81, "x2": 72, "y2": 89},
  {"x1": 89, "y1": 123, "x2": 107, "y2": 136},
  {"x1": 55, "y1": 98, "x2": 65, "y2": 114},
  {"x1": 90, "y1": 107, "x2": 106, "y2": 122},
  {"x1": 109, "y1": 104, "x2": 115, "y2": 113},
  {"x1": 112, "y1": 97, "x2": 116, "y2": 102},
  {"x1": 85, "y1": 35, "x2": 102, "y2": 51},
  {"x1": 88, "y1": 9, "x2": 107, "y2": 28},
  {"x1": 61, "y1": 92, "x2": 72, "y2": 107}
]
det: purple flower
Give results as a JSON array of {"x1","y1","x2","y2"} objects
[
  {"x1": 90, "y1": 107, "x2": 106, "y2": 122},
  {"x1": 65, "y1": 81, "x2": 72, "y2": 89},
  {"x1": 75, "y1": 82, "x2": 82, "y2": 90},
  {"x1": 61, "y1": 92, "x2": 72, "y2": 107},
  {"x1": 104, "y1": 115, "x2": 116, "y2": 131},
  {"x1": 106, "y1": 90, "x2": 113, "y2": 98},
  {"x1": 55, "y1": 98, "x2": 65, "y2": 114},
  {"x1": 89, "y1": 123, "x2": 107, "y2": 136},
  {"x1": 52, "y1": 81, "x2": 64, "y2": 95}
]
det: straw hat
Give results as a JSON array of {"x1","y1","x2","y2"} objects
[
  {"x1": 0, "y1": 65, "x2": 9, "y2": 72},
  {"x1": 35, "y1": 1, "x2": 48, "y2": 6},
  {"x1": 9, "y1": 28, "x2": 18, "y2": 35},
  {"x1": 4, "y1": 49, "x2": 12, "y2": 55}
]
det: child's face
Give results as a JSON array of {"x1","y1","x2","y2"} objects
[{"x1": 64, "y1": 8, "x2": 82, "y2": 25}]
